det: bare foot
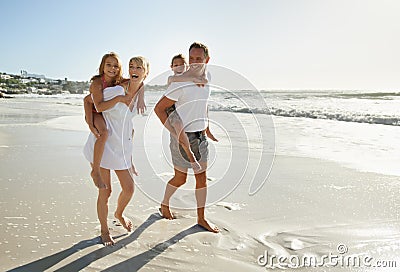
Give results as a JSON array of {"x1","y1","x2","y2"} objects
[
  {"x1": 101, "y1": 231, "x2": 115, "y2": 246},
  {"x1": 91, "y1": 169, "x2": 107, "y2": 189},
  {"x1": 130, "y1": 164, "x2": 138, "y2": 176},
  {"x1": 191, "y1": 161, "x2": 202, "y2": 173},
  {"x1": 159, "y1": 204, "x2": 175, "y2": 220},
  {"x1": 198, "y1": 218, "x2": 219, "y2": 233},
  {"x1": 114, "y1": 213, "x2": 133, "y2": 232}
]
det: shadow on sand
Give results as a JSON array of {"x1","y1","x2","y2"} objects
[
  {"x1": 7, "y1": 213, "x2": 161, "y2": 272},
  {"x1": 102, "y1": 224, "x2": 206, "y2": 272}
]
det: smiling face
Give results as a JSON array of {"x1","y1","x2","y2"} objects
[
  {"x1": 171, "y1": 58, "x2": 187, "y2": 75},
  {"x1": 129, "y1": 60, "x2": 146, "y2": 82},
  {"x1": 188, "y1": 47, "x2": 210, "y2": 76},
  {"x1": 103, "y1": 56, "x2": 121, "y2": 80}
]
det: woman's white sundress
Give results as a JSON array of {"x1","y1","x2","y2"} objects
[{"x1": 83, "y1": 85, "x2": 137, "y2": 170}]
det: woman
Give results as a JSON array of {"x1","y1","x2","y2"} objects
[{"x1": 83, "y1": 56, "x2": 149, "y2": 246}]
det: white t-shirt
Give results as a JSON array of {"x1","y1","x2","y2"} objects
[{"x1": 164, "y1": 81, "x2": 210, "y2": 132}]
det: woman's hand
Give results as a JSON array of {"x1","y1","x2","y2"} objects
[
  {"x1": 136, "y1": 95, "x2": 146, "y2": 114},
  {"x1": 136, "y1": 84, "x2": 146, "y2": 114}
]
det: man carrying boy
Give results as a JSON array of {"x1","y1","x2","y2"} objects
[{"x1": 154, "y1": 42, "x2": 219, "y2": 233}]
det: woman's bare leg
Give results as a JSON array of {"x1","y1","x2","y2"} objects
[
  {"x1": 114, "y1": 168, "x2": 135, "y2": 232},
  {"x1": 96, "y1": 167, "x2": 115, "y2": 245}
]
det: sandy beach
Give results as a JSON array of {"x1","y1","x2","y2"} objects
[{"x1": 1, "y1": 96, "x2": 400, "y2": 271}]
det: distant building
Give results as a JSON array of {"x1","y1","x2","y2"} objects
[
  {"x1": 1, "y1": 74, "x2": 13, "y2": 80},
  {"x1": 48, "y1": 79, "x2": 63, "y2": 85},
  {"x1": 21, "y1": 78, "x2": 38, "y2": 84},
  {"x1": 21, "y1": 70, "x2": 45, "y2": 79}
]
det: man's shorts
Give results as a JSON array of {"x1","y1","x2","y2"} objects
[{"x1": 170, "y1": 131, "x2": 209, "y2": 169}]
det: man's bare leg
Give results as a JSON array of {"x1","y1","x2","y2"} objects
[
  {"x1": 160, "y1": 167, "x2": 187, "y2": 219},
  {"x1": 195, "y1": 163, "x2": 219, "y2": 233},
  {"x1": 97, "y1": 167, "x2": 115, "y2": 245},
  {"x1": 114, "y1": 169, "x2": 134, "y2": 232}
]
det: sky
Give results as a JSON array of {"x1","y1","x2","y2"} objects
[{"x1": 0, "y1": 0, "x2": 399, "y2": 90}]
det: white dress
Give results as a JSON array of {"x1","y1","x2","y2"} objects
[{"x1": 83, "y1": 85, "x2": 137, "y2": 170}]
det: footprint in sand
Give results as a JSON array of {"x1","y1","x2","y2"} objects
[{"x1": 216, "y1": 202, "x2": 242, "y2": 211}]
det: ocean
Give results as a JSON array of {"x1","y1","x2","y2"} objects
[{"x1": 1, "y1": 89, "x2": 399, "y2": 177}]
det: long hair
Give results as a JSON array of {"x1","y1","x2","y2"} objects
[{"x1": 91, "y1": 52, "x2": 123, "y2": 85}]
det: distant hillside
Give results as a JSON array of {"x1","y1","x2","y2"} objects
[{"x1": 0, "y1": 71, "x2": 167, "y2": 96}]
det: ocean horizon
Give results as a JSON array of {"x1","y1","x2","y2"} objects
[{"x1": 1, "y1": 88, "x2": 399, "y2": 177}]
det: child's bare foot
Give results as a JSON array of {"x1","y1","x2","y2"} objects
[
  {"x1": 101, "y1": 231, "x2": 115, "y2": 246},
  {"x1": 131, "y1": 164, "x2": 138, "y2": 176},
  {"x1": 114, "y1": 213, "x2": 133, "y2": 232},
  {"x1": 159, "y1": 204, "x2": 175, "y2": 220},
  {"x1": 198, "y1": 218, "x2": 219, "y2": 233},
  {"x1": 187, "y1": 152, "x2": 201, "y2": 173},
  {"x1": 91, "y1": 169, "x2": 106, "y2": 189},
  {"x1": 191, "y1": 161, "x2": 202, "y2": 173}
]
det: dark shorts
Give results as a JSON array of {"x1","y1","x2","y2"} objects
[{"x1": 170, "y1": 131, "x2": 209, "y2": 169}]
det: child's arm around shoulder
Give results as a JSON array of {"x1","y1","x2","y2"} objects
[
  {"x1": 91, "y1": 79, "x2": 125, "y2": 112},
  {"x1": 167, "y1": 76, "x2": 174, "y2": 86},
  {"x1": 168, "y1": 70, "x2": 208, "y2": 86}
]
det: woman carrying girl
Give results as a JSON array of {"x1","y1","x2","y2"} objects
[{"x1": 83, "y1": 53, "x2": 149, "y2": 245}]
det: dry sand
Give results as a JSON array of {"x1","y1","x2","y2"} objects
[{"x1": 1, "y1": 107, "x2": 399, "y2": 271}]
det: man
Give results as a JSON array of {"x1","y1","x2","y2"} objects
[{"x1": 154, "y1": 42, "x2": 219, "y2": 233}]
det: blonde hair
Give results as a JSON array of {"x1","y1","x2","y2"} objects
[
  {"x1": 129, "y1": 56, "x2": 150, "y2": 78},
  {"x1": 91, "y1": 52, "x2": 123, "y2": 85}
]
